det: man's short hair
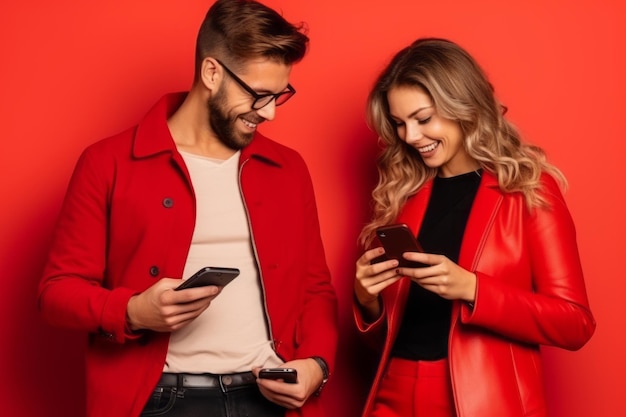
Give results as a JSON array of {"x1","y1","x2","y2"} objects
[{"x1": 195, "y1": 0, "x2": 309, "y2": 78}]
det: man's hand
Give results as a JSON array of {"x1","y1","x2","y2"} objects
[
  {"x1": 253, "y1": 358, "x2": 324, "y2": 409},
  {"x1": 126, "y1": 278, "x2": 221, "y2": 332}
]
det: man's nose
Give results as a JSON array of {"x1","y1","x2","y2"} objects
[{"x1": 256, "y1": 100, "x2": 276, "y2": 121}]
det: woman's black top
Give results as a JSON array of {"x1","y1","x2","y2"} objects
[{"x1": 390, "y1": 170, "x2": 481, "y2": 361}]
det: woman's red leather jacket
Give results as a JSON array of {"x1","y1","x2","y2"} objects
[{"x1": 355, "y1": 172, "x2": 595, "y2": 417}]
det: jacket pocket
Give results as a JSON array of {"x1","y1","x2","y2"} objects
[{"x1": 510, "y1": 344, "x2": 547, "y2": 416}]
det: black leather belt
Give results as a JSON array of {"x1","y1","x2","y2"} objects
[{"x1": 157, "y1": 372, "x2": 257, "y2": 391}]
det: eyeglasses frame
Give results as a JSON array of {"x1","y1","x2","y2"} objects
[{"x1": 215, "y1": 59, "x2": 296, "y2": 110}]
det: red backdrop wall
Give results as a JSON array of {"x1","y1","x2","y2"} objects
[{"x1": 1, "y1": 1, "x2": 624, "y2": 416}]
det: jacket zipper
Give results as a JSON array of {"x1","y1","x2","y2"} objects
[{"x1": 238, "y1": 157, "x2": 275, "y2": 350}]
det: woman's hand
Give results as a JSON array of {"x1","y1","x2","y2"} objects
[
  {"x1": 399, "y1": 251, "x2": 476, "y2": 302},
  {"x1": 355, "y1": 247, "x2": 402, "y2": 320}
]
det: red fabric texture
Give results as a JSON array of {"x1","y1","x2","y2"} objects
[{"x1": 371, "y1": 358, "x2": 456, "y2": 417}]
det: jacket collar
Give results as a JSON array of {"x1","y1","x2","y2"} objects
[
  {"x1": 132, "y1": 92, "x2": 284, "y2": 167},
  {"x1": 132, "y1": 93, "x2": 183, "y2": 159}
]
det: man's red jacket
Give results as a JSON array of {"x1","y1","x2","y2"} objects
[{"x1": 39, "y1": 93, "x2": 338, "y2": 417}]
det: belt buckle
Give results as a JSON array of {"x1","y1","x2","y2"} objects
[{"x1": 219, "y1": 374, "x2": 233, "y2": 391}]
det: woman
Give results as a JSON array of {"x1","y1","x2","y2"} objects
[{"x1": 353, "y1": 38, "x2": 595, "y2": 417}]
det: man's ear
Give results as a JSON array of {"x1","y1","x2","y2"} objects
[{"x1": 200, "y1": 57, "x2": 220, "y2": 91}]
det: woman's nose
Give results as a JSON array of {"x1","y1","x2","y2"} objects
[{"x1": 405, "y1": 123, "x2": 423, "y2": 143}]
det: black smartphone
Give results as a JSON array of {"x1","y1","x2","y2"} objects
[
  {"x1": 258, "y1": 368, "x2": 298, "y2": 384},
  {"x1": 175, "y1": 266, "x2": 240, "y2": 291},
  {"x1": 375, "y1": 224, "x2": 428, "y2": 268}
]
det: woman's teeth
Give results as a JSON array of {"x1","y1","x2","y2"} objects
[{"x1": 418, "y1": 142, "x2": 438, "y2": 153}]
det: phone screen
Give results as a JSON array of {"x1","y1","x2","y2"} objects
[{"x1": 375, "y1": 224, "x2": 428, "y2": 268}]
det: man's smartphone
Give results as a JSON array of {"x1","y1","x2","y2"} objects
[
  {"x1": 258, "y1": 368, "x2": 298, "y2": 384},
  {"x1": 375, "y1": 224, "x2": 428, "y2": 268},
  {"x1": 175, "y1": 267, "x2": 240, "y2": 291}
]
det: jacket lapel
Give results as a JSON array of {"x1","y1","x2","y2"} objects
[
  {"x1": 458, "y1": 172, "x2": 502, "y2": 271},
  {"x1": 385, "y1": 181, "x2": 434, "y2": 336},
  {"x1": 451, "y1": 172, "x2": 502, "y2": 322},
  {"x1": 397, "y1": 180, "x2": 433, "y2": 238}
]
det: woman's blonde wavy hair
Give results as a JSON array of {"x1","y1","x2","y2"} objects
[{"x1": 360, "y1": 38, "x2": 566, "y2": 248}]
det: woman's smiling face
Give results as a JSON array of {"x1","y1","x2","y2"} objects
[{"x1": 387, "y1": 85, "x2": 478, "y2": 177}]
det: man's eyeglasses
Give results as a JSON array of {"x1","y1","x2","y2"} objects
[{"x1": 215, "y1": 59, "x2": 296, "y2": 110}]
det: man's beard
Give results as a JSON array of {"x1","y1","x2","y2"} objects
[{"x1": 208, "y1": 88, "x2": 259, "y2": 150}]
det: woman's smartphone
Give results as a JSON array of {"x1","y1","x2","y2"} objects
[
  {"x1": 175, "y1": 267, "x2": 240, "y2": 291},
  {"x1": 375, "y1": 224, "x2": 428, "y2": 268},
  {"x1": 258, "y1": 368, "x2": 298, "y2": 383}
]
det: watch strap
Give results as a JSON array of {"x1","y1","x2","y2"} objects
[{"x1": 311, "y1": 356, "x2": 329, "y2": 396}]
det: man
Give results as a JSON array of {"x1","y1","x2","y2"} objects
[{"x1": 38, "y1": 1, "x2": 338, "y2": 416}]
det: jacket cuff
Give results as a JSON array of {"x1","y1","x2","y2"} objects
[{"x1": 100, "y1": 287, "x2": 140, "y2": 343}]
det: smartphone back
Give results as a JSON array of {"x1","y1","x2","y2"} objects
[{"x1": 375, "y1": 224, "x2": 427, "y2": 268}]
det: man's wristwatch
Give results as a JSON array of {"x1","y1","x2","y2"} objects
[{"x1": 311, "y1": 356, "x2": 330, "y2": 396}]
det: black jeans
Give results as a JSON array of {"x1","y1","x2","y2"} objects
[{"x1": 140, "y1": 384, "x2": 286, "y2": 417}]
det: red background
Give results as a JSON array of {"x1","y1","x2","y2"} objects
[{"x1": 1, "y1": 1, "x2": 624, "y2": 416}]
